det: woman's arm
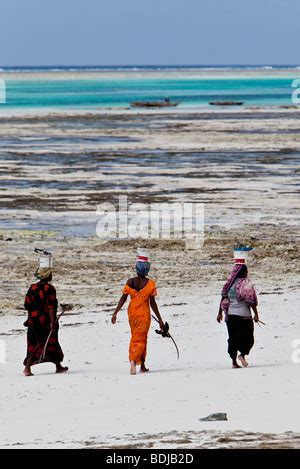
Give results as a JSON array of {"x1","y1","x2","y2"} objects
[
  {"x1": 250, "y1": 304, "x2": 259, "y2": 322},
  {"x1": 150, "y1": 296, "x2": 164, "y2": 328},
  {"x1": 111, "y1": 294, "x2": 128, "y2": 324},
  {"x1": 217, "y1": 299, "x2": 223, "y2": 323}
]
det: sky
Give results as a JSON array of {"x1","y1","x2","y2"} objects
[{"x1": 0, "y1": 0, "x2": 299, "y2": 66}]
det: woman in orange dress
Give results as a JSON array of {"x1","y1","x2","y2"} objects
[{"x1": 111, "y1": 252, "x2": 164, "y2": 375}]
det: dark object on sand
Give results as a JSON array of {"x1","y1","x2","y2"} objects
[
  {"x1": 152, "y1": 316, "x2": 180, "y2": 360},
  {"x1": 209, "y1": 101, "x2": 244, "y2": 106},
  {"x1": 279, "y1": 105, "x2": 297, "y2": 109},
  {"x1": 131, "y1": 99, "x2": 180, "y2": 108},
  {"x1": 60, "y1": 303, "x2": 74, "y2": 312},
  {"x1": 200, "y1": 413, "x2": 228, "y2": 421}
]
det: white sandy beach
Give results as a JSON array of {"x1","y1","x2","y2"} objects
[{"x1": 0, "y1": 285, "x2": 299, "y2": 449}]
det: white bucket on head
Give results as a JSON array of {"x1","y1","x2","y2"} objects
[
  {"x1": 234, "y1": 247, "x2": 252, "y2": 264},
  {"x1": 136, "y1": 248, "x2": 150, "y2": 262},
  {"x1": 39, "y1": 254, "x2": 52, "y2": 268},
  {"x1": 234, "y1": 251, "x2": 247, "y2": 264}
]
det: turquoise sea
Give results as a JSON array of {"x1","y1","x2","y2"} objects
[{"x1": 0, "y1": 65, "x2": 299, "y2": 110}]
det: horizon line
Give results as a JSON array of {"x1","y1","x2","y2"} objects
[{"x1": 1, "y1": 63, "x2": 300, "y2": 68}]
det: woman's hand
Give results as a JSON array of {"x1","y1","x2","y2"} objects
[
  {"x1": 217, "y1": 313, "x2": 223, "y2": 323},
  {"x1": 254, "y1": 313, "x2": 259, "y2": 323},
  {"x1": 111, "y1": 313, "x2": 117, "y2": 324},
  {"x1": 159, "y1": 320, "x2": 165, "y2": 330}
]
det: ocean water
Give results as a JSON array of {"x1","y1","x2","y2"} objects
[{"x1": 0, "y1": 65, "x2": 299, "y2": 110}]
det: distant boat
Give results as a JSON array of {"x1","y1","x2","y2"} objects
[
  {"x1": 209, "y1": 100, "x2": 244, "y2": 106},
  {"x1": 131, "y1": 99, "x2": 180, "y2": 108}
]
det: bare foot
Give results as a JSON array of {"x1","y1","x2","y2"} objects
[
  {"x1": 140, "y1": 363, "x2": 149, "y2": 373},
  {"x1": 56, "y1": 366, "x2": 69, "y2": 374},
  {"x1": 130, "y1": 360, "x2": 136, "y2": 375},
  {"x1": 238, "y1": 354, "x2": 249, "y2": 367},
  {"x1": 23, "y1": 368, "x2": 34, "y2": 377},
  {"x1": 232, "y1": 363, "x2": 242, "y2": 369}
]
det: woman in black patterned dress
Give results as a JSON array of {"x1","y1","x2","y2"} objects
[{"x1": 23, "y1": 269, "x2": 68, "y2": 376}]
